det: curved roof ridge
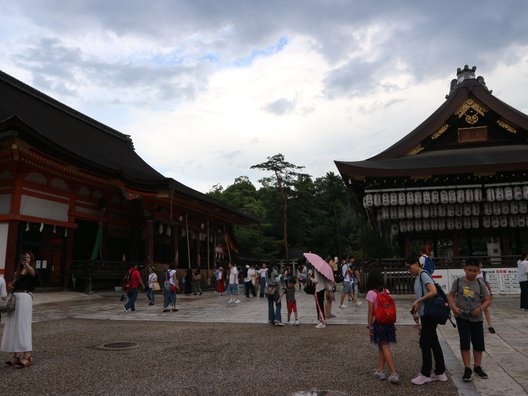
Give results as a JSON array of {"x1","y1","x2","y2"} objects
[{"x1": 0, "y1": 69, "x2": 132, "y2": 145}]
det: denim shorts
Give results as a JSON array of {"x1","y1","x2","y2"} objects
[
  {"x1": 227, "y1": 284, "x2": 239, "y2": 295},
  {"x1": 343, "y1": 281, "x2": 353, "y2": 293},
  {"x1": 456, "y1": 317, "x2": 485, "y2": 351}
]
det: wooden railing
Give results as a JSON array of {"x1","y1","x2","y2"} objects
[{"x1": 71, "y1": 260, "x2": 139, "y2": 293}]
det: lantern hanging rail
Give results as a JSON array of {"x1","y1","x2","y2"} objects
[{"x1": 364, "y1": 181, "x2": 528, "y2": 194}]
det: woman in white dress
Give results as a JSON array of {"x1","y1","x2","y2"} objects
[{"x1": 1, "y1": 251, "x2": 39, "y2": 368}]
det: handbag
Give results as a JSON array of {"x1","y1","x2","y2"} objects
[
  {"x1": 264, "y1": 286, "x2": 276, "y2": 297},
  {"x1": 304, "y1": 282, "x2": 315, "y2": 295},
  {"x1": 0, "y1": 294, "x2": 16, "y2": 313},
  {"x1": 151, "y1": 282, "x2": 161, "y2": 292}
]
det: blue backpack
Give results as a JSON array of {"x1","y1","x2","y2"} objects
[{"x1": 423, "y1": 255, "x2": 435, "y2": 274}]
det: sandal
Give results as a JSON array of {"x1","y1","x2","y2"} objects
[
  {"x1": 15, "y1": 356, "x2": 32, "y2": 369},
  {"x1": 5, "y1": 355, "x2": 20, "y2": 366}
]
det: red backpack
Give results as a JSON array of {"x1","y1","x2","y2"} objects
[{"x1": 373, "y1": 289, "x2": 397, "y2": 325}]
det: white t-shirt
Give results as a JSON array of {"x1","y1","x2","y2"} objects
[
  {"x1": 342, "y1": 264, "x2": 352, "y2": 282},
  {"x1": 148, "y1": 272, "x2": 158, "y2": 286},
  {"x1": 258, "y1": 268, "x2": 268, "y2": 278},
  {"x1": 518, "y1": 260, "x2": 528, "y2": 282},
  {"x1": 229, "y1": 267, "x2": 239, "y2": 285},
  {"x1": 0, "y1": 276, "x2": 7, "y2": 298}
]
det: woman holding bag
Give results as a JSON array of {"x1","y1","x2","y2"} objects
[
  {"x1": 146, "y1": 266, "x2": 159, "y2": 306},
  {"x1": 265, "y1": 265, "x2": 284, "y2": 326},
  {"x1": 1, "y1": 251, "x2": 39, "y2": 368}
]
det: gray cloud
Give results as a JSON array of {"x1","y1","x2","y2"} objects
[
  {"x1": 5, "y1": 1, "x2": 528, "y2": 102},
  {"x1": 264, "y1": 98, "x2": 296, "y2": 115}
]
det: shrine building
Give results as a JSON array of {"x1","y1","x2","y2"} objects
[
  {"x1": 335, "y1": 66, "x2": 528, "y2": 264},
  {"x1": 0, "y1": 70, "x2": 254, "y2": 287}
]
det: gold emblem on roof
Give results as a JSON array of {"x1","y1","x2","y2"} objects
[
  {"x1": 496, "y1": 119, "x2": 517, "y2": 134},
  {"x1": 455, "y1": 98, "x2": 487, "y2": 125},
  {"x1": 431, "y1": 124, "x2": 449, "y2": 140}
]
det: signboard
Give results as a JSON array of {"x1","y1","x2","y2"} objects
[{"x1": 433, "y1": 268, "x2": 520, "y2": 295}]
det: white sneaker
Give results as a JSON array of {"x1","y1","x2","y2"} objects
[
  {"x1": 355, "y1": 301, "x2": 362, "y2": 307},
  {"x1": 339, "y1": 304, "x2": 348, "y2": 309},
  {"x1": 287, "y1": 320, "x2": 294, "y2": 325},
  {"x1": 431, "y1": 373, "x2": 447, "y2": 382},
  {"x1": 411, "y1": 374, "x2": 432, "y2": 385},
  {"x1": 122, "y1": 305, "x2": 129, "y2": 313},
  {"x1": 315, "y1": 322, "x2": 326, "y2": 329},
  {"x1": 274, "y1": 322, "x2": 285, "y2": 326},
  {"x1": 373, "y1": 370, "x2": 386, "y2": 380},
  {"x1": 388, "y1": 374, "x2": 400, "y2": 384},
  {"x1": 431, "y1": 372, "x2": 448, "y2": 382},
  {"x1": 227, "y1": 300, "x2": 232, "y2": 304},
  {"x1": 234, "y1": 300, "x2": 240, "y2": 304},
  {"x1": 294, "y1": 320, "x2": 300, "y2": 326}
]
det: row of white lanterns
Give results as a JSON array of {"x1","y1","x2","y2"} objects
[
  {"x1": 392, "y1": 215, "x2": 528, "y2": 233},
  {"x1": 364, "y1": 186, "x2": 528, "y2": 208},
  {"x1": 376, "y1": 201, "x2": 528, "y2": 220}
]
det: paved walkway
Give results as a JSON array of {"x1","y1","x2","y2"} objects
[{"x1": 30, "y1": 289, "x2": 528, "y2": 396}]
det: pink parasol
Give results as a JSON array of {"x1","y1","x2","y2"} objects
[{"x1": 303, "y1": 252, "x2": 334, "y2": 282}]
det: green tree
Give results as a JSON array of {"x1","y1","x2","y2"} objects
[{"x1": 251, "y1": 154, "x2": 306, "y2": 261}]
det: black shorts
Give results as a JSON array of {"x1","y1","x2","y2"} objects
[{"x1": 455, "y1": 317, "x2": 485, "y2": 352}]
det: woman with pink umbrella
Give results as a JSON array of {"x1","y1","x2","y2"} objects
[{"x1": 304, "y1": 253, "x2": 334, "y2": 329}]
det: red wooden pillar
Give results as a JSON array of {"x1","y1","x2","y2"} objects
[{"x1": 145, "y1": 219, "x2": 153, "y2": 264}]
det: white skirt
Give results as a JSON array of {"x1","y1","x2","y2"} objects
[{"x1": 1, "y1": 292, "x2": 33, "y2": 352}]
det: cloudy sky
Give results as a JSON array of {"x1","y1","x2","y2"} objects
[{"x1": 1, "y1": 1, "x2": 528, "y2": 192}]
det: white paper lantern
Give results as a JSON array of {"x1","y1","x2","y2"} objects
[
  {"x1": 398, "y1": 207, "x2": 406, "y2": 219},
  {"x1": 414, "y1": 206, "x2": 422, "y2": 218},
  {"x1": 430, "y1": 205, "x2": 438, "y2": 218},
  {"x1": 518, "y1": 215, "x2": 526, "y2": 227},
  {"x1": 431, "y1": 190, "x2": 440, "y2": 204},
  {"x1": 510, "y1": 201, "x2": 519, "y2": 214},
  {"x1": 390, "y1": 207, "x2": 398, "y2": 219},
  {"x1": 483, "y1": 216, "x2": 491, "y2": 228},
  {"x1": 500, "y1": 216, "x2": 508, "y2": 228},
  {"x1": 414, "y1": 191, "x2": 422, "y2": 205},
  {"x1": 465, "y1": 189, "x2": 474, "y2": 202},
  {"x1": 491, "y1": 216, "x2": 500, "y2": 228},
  {"x1": 463, "y1": 218, "x2": 471, "y2": 229},
  {"x1": 455, "y1": 204, "x2": 464, "y2": 217},
  {"x1": 382, "y1": 193, "x2": 390, "y2": 206},
  {"x1": 504, "y1": 187, "x2": 513, "y2": 201},
  {"x1": 471, "y1": 217, "x2": 479, "y2": 229},
  {"x1": 438, "y1": 219, "x2": 446, "y2": 230},
  {"x1": 501, "y1": 202, "x2": 510, "y2": 215},
  {"x1": 520, "y1": 201, "x2": 528, "y2": 214},
  {"x1": 364, "y1": 194, "x2": 373, "y2": 208},
  {"x1": 398, "y1": 192, "x2": 406, "y2": 205},
  {"x1": 422, "y1": 219, "x2": 430, "y2": 231},
  {"x1": 406, "y1": 206, "x2": 414, "y2": 219},
  {"x1": 430, "y1": 219, "x2": 438, "y2": 231},
  {"x1": 415, "y1": 220, "x2": 422, "y2": 232},
  {"x1": 509, "y1": 216, "x2": 517, "y2": 228},
  {"x1": 406, "y1": 192, "x2": 415, "y2": 205},
  {"x1": 522, "y1": 186, "x2": 528, "y2": 200},
  {"x1": 463, "y1": 204, "x2": 472, "y2": 217},
  {"x1": 447, "y1": 204, "x2": 455, "y2": 217},
  {"x1": 438, "y1": 205, "x2": 446, "y2": 217},
  {"x1": 495, "y1": 187, "x2": 504, "y2": 202},
  {"x1": 381, "y1": 207, "x2": 390, "y2": 219},
  {"x1": 514, "y1": 186, "x2": 523, "y2": 200},
  {"x1": 399, "y1": 221, "x2": 406, "y2": 232},
  {"x1": 447, "y1": 218, "x2": 456, "y2": 230},
  {"x1": 440, "y1": 190, "x2": 449, "y2": 204},
  {"x1": 493, "y1": 203, "x2": 501, "y2": 215},
  {"x1": 457, "y1": 190, "x2": 465, "y2": 203},
  {"x1": 448, "y1": 190, "x2": 457, "y2": 204},
  {"x1": 406, "y1": 220, "x2": 414, "y2": 232},
  {"x1": 484, "y1": 203, "x2": 492, "y2": 216},
  {"x1": 422, "y1": 206, "x2": 430, "y2": 218},
  {"x1": 422, "y1": 191, "x2": 431, "y2": 204},
  {"x1": 374, "y1": 193, "x2": 382, "y2": 207},
  {"x1": 390, "y1": 193, "x2": 398, "y2": 206},
  {"x1": 472, "y1": 203, "x2": 480, "y2": 216},
  {"x1": 474, "y1": 189, "x2": 483, "y2": 202},
  {"x1": 486, "y1": 188, "x2": 495, "y2": 202}
]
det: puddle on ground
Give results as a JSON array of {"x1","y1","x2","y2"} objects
[{"x1": 292, "y1": 391, "x2": 347, "y2": 396}]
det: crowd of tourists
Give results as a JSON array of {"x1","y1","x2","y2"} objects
[{"x1": 1, "y1": 249, "x2": 527, "y2": 389}]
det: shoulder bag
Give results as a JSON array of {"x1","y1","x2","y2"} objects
[{"x1": 0, "y1": 294, "x2": 16, "y2": 313}]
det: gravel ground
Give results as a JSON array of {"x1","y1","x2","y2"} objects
[{"x1": 0, "y1": 320, "x2": 458, "y2": 396}]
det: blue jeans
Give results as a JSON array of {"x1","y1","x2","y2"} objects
[
  {"x1": 267, "y1": 290, "x2": 282, "y2": 323},
  {"x1": 146, "y1": 287, "x2": 155, "y2": 304},
  {"x1": 124, "y1": 288, "x2": 138, "y2": 311},
  {"x1": 163, "y1": 284, "x2": 176, "y2": 308},
  {"x1": 259, "y1": 278, "x2": 266, "y2": 297}
]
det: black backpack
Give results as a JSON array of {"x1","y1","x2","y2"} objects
[
  {"x1": 419, "y1": 271, "x2": 455, "y2": 327},
  {"x1": 334, "y1": 265, "x2": 344, "y2": 284}
]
